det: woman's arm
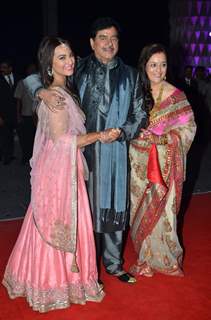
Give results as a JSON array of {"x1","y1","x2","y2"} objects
[
  {"x1": 77, "y1": 132, "x2": 101, "y2": 148},
  {"x1": 77, "y1": 128, "x2": 121, "y2": 147},
  {"x1": 48, "y1": 107, "x2": 120, "y2": 146}
]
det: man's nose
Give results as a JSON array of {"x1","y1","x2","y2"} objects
[{"x1": 106, "y1": 38, "x2": 113, "y2": 45}]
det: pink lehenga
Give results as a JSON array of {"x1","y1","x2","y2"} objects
[
  {"x1": 2, "y1": 88, "x2": 104, "y2": 312},
  {"x1": 129, "y1": 89, "x2": 196, "y2": 277}
]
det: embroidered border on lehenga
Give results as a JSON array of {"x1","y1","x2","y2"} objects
[{"x1": 2, "y1": 271, "x2": 104, "y2": 313}]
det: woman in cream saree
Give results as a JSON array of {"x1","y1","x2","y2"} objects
[{"x1": 129, "y1": 44, "x2": 196, "y2": 277}]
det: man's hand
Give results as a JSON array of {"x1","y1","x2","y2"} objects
[
  {"x1": 38, "y1": 88, "x2": 66, "y2": 112},
  {"x1": 99, "y1": 128, "x2": 121, "y2": 143}
]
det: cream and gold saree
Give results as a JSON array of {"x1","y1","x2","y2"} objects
[{"x1": 129, "y1": 89, "x2": 196, "y2": 277}]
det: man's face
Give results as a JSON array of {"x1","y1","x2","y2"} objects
[
  {"x1": 0, "y1": 63, "x2": 12, "y2": 76},
  {"x1": 90, "y1": 26, "x2": 119, "y2": 64},
  {"x1": 185, "y1": 67, "x2": 193, "y2": 79}
]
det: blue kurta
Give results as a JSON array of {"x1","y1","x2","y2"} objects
[{"x1": 74, "y1": 55, "x2": 147, "y2": 232}]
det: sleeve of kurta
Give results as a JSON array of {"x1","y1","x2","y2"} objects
[
  {"x1": 119, "y1": 74, "x2": 148, "y2": 141},
  {"x1": 14, "y1": 80, "x2": 23, "y2": 99},
  {"x1": 23, "y1": 73, "x2": 43, "y2": 98}
]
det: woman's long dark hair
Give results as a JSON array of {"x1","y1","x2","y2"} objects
[
  {"x1": 37, "y1": 36, "x2": 80, "y2": 104},
  {"x1": 138, "y1": 43, "x2": 167, "y2": 114}
]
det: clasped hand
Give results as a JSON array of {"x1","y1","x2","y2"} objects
[{"x1": 99, "y1": 128, "x2": 121, "y2": 143}]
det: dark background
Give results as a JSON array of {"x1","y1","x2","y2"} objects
[{"x1": 0, "y1": 0, "x2": 170, "y2": 74}]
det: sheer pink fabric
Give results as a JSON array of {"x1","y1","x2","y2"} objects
[
  {"x1": 2, "y1": 88, "x2": 104, "y2": 312},
  {"x1": 30, "y1": 88, "x2": 87, "y2": 254}
]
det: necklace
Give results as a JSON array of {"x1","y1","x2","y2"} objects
[{"x1": 150, "y1": 84, "x2": 164, "y2": 118}]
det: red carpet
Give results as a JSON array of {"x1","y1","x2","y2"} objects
[{"x1": 0, "y1": 194, "x2": 211, "y2": 320}]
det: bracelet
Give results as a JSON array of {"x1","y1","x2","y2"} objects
[
  {"x1": 159, "y1": 135, "x2": 168, "y2": 145},
  {"x1": 148, "y1": 134, "x2": 168, "y2": 145}
]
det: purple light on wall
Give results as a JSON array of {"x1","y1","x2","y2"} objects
[
  {"x1": 184, "y1": 43, "x2": 189, "y2": 51},
  {"x1": 187, "y1": 57, "x2": 192, "y2": 65},
  {"x1": 170, "y1": 1, "x2": 211, "y2": 73},
  {"x1": 204, "y1": 31, "x2": 208, "y2": 40},
  {"x1": 191, "y1": 16, "x2": 198, "y2": 26},
  {"x1": 199, "y1": 16, "x2": 206, "y2": 27},
  {"x1": 191, "y1": 43, "x2": 196, "y2": 54},
  {"x1": 194, "y1": 56, "x2": 200, "y2": 65},
  {"x1": 199, "y1": 43, "x2": 204, "y2": 54},
  {"x1": 202, "y1": 57, "x2": 208, "y2": 65},
  {"x1": 195, "y1": 31, "x2": 201, "y2": 40},
  {"x1": 206, "y1": 1, "x2": 211, "y2": 15},
  {"x1": 196, "y1": 1, "x2": 203, "y2": 15}
]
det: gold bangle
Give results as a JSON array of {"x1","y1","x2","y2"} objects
[{"x1": 159, "y1": 135, "x2": 168, "y2": 145}]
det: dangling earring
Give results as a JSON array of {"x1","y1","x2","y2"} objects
[
  {"x1": 47, "y1": 67, "x2": 53, "y2": 77},
  {"x1": 163, "y1": 76, "x2": 166, "y2": 81}
]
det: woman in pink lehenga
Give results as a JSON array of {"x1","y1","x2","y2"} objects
[
  {"x1": 129, "y1": 44, "x2": 196, "y2": 278},
  {"x1": 1, "y1": 36, "x2": 119, "y2": 312}
]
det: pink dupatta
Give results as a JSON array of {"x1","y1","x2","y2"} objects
[{"x1": 30, "y1": 88, "x2": 86, "y2": 258}]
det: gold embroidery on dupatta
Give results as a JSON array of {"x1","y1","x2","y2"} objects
[
  {"x1": 163, "y1": 217, "x2": 172, "y2": 232},
  {"x1": 150, "y1": 104, "x2": 191, "y2": 127},
  {"x1": 163, "y1": 255, "x2": 171, "y2": 267},
  {"x1": 70, "y1": 135, "x2": 78, "y2": 253},
  {"x1": 143, "y1": 245, "x2": 153, "y2": 260},
  {"x1": 130, "y1": 183, "x2": 142, "y2": 198},
  {"x1": 166, "y1": 235, "x2": 177, "y2": 251},
  {"x1": 50, "y1": 220, "x2": 72, "y2": 251},
  {"x1": 162, "y1": 145, "x2": 172, "y2": 183},
  {"x1": 171, "y1": 197, "x2": 177, "y2": 214},
  {"x1": 133, "y1": 162, "x2": 147, "y2": 180}
]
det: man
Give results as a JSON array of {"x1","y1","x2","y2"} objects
[
  {"x1": 25, "y1": 17, "x2": 147, "y2": 284},
  {"x1": 0, "y1": 59, "x2": 18, "y2": 164},
  {"x1": 15, "y1": 63, "x2": 37, "y2": 164}
]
